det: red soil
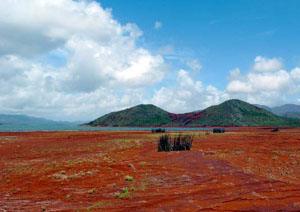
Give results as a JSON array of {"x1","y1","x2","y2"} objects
[{"x1": 1, "y1": 128, "x2": 300, "y2": 211}]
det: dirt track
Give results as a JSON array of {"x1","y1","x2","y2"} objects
[{"x1": 1, "y1": 128, "x2": 300, "y2": 211}]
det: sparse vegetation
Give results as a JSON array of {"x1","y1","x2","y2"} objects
[
  {"x1": 51, "y1": 170, "x2": 94, "y2": 181},
  {"x1": 124, "y1": 175, "x2": 134, "y2": 181},
  {"x1": 158, "y1": 134, "x2": 193, "y2": 152},
  {"x1": 139, "y1": 161, "x2": 146, "y2": 168},
  {"x1": 87, "y1": 201, "x2": 113, "y2": 210},
  {"x1": 87, "y1": 188, "x2": 96, "y2": 194},
  {"x1": 115, "y1": 187, "x2": 130, "y2": 199}
]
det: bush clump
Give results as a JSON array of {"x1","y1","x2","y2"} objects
[
  {"x1": 151, "y1": 128, "x2": 166, "y2": 133},
  {"x1": 158, "y1": 134, "x2": 193, "y2": 152}
]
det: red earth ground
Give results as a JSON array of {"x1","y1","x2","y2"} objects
[{"x1": 1, "y1": 128, "x2": 300, "y2": 211}]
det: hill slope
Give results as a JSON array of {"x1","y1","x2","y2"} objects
[
  {"x1": 187, "y1": 99, "x2": 300, "y2": 126},
  {"x1": 88, "y1": 100, "x2": 300, "y2": 127},
  {"x1": 88, "y1": 104, "x2": 172, "y2": 127}
]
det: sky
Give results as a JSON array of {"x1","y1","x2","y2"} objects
[{"x1": 0, "y1": 0, "x2": 300, "y2": 121}]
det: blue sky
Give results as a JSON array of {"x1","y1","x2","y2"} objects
[
  {"x1": 0, "y1": 0, "x2": 300, "y2": 121},
  {"x1": 100, "y1": 0, "x2": 300, "y2": 89}
]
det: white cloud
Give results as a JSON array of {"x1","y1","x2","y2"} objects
[
  {"x1": 253, "y1": 56, "x2": 282, "y2": 72},
  {"x1": 227, "y1": 80, "x2": 253, "y2": 93},
  {"x1": 0, "y1": 0, "x2": 124, "y2": 57},
  {"x1": 154, "y1": 21, "x2": 162, "y2": 30},
  {"x1": 0, "y1": 0, "x2": 167, "y2": 121},
  {"x1": 151, "y1": 69, "x2": 228, "y2": 113},
  {"x1": 226, "y1": 56, "x2": 300, "y2": 106},
  {"x1": 291, "y1": 67, "x2": 300, "y2": 81}
]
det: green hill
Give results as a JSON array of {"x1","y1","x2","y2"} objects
[
  {"x1": 188, "y1": 99, "x2": 300, "y2": 126},
  {"x1": 88, "y1": 100, "x2": 300, "y2": 127},
  {"x1": 88, "y1": 104, "x2": 172, "y2": 127}
]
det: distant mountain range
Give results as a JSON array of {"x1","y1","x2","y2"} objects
[
  {"x1": 0, "y1": 114, "x2": 78, "y2": 131},
  {"x1": 88, "y1": 99, "x2": 300, "y2": 127},
  {"x1": 255, "y1": 104, "x2": 300, "y2": 119}
]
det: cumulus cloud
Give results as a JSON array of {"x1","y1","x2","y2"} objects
[
  {"x1": 291, "y1": 67, "x2": 300, "y2": 81},
  {"x1": 151, "y1": 69, "x2": 228, "y2": 113},
  {"x1": 0, "y1": 0, "x2": 125, "y2": 57},
  {"x1": 226, "y1": 56, "x2": 300, "y2": 106},
  {"x1": 253, "y1": 56, "x2": 282, "y2": 72},
  {"x1": 0, "y1": 0, "x2": 167, "y2": 121}
]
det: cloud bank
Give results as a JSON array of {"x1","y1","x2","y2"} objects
[
  {"x1": 0, "y1": 0, "x2": 299, "y2": 121},
  {"x1": 226, "y1": 56, "x2": 300, "y2": 106},
  {"x1": 0, "y1": 0, "x2": 167, "y2": 120}
]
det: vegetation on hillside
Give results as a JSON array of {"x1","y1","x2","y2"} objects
[
  {"x1": 88, "y1": 99, "x2": 300, "y2": 127},
  {"x1": 189, "y1": 99, "x2": 300, "y2": 127},
  {"x1": 88, "y1": 104, "x2": 172, "y2": 127}
]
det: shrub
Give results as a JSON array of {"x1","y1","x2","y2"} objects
[
  {"x1": 115, "y1": 187, "x2": 130, "y2": 199},
  {"x1": 158, "y1": 134, "x2": 193, "y2": 152},
  {"x1": 151, "y1": 128, "x2": 166, "y2": 133},
  {"x1": 213, "y1": 128, "x2": 225, "y2": 133},
  {"x1": 124, "y1": 175, "x2": 134, "y2": 182},
  {"x1": 157, "y1": 134, "x2": 172, "y2": 152}
]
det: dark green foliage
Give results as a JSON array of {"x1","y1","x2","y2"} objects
[
  {"x1": 213, "y1": 128, "x2": 225, "y2": 133},
  {"x1": 158, "y1": 134, "x2": 193, "y2": 152},
  {"x1": 88, "y1": 104, "x2": 172, "y2": 127}
]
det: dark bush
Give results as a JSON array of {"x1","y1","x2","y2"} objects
[
  {"x1": 151, "y1": 128, "x2": 166, "y2": 133},
  {"x1": 158, "y1": 134, "x2": 193, "y2": 152},
  {"x1": 158, "y1": 134, "x2": 172, "y2": 152},
  {"x1": 213, "y1": 128, "x2": 225, "y2": 133},
  {"x1": 271, "y1": 128, "x2": 279, "y2": 132}
]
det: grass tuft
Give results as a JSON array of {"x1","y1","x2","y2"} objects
[
  {"x1": 124, "y1": 175, "x2": 134, "y2": 182},
  {"x1": 115, "y1": 187, "x2": 130, "y2": 199}
]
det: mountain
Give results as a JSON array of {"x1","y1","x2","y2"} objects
[
  {"x1": 0, "y1": 114, "x2": 77, "y2": 131},
  {"x1": 254, "y1": 104, "x2": 272, "y2": 112},
  {"x1": 88, "y1": 104, "x2": 172, "y2": 127},
  {"x1": 88, "y1": 99, "x2": 300, "y2": 127},
  {"x1": 255, "y1": 104, "x2": 300, "y2": 119},
  {"x1": 185, "y1": 99, "x2": 300, "y2": 126},
  {"x1": 271, "y1": 104, "x2": 300, "y2": 119}
]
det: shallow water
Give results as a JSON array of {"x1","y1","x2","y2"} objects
[{"x1": 0, "y1": 124, "x2": 208, "y2": 132}]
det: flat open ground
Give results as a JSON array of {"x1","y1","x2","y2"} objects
[{"x1": 1, "y1": 128, "x2": 300, "y2": 211}]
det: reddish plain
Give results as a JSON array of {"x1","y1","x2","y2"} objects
[{"x1": 1, "y1": 128, "x2": 300, "y2": 211}]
